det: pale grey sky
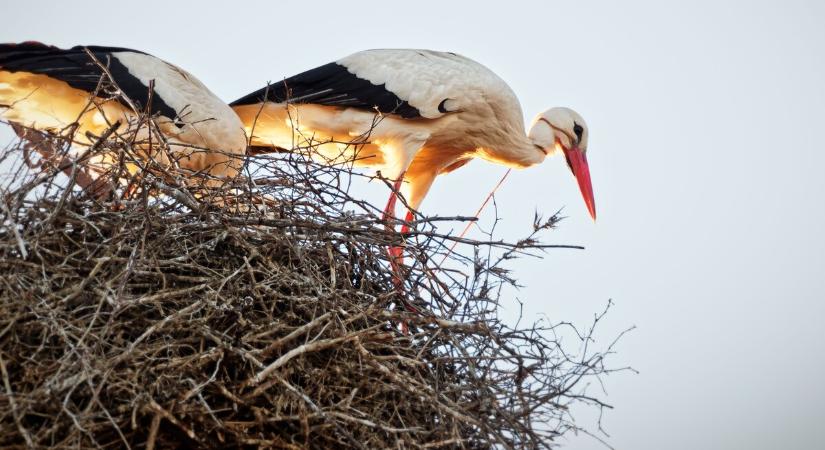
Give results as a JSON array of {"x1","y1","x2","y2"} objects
[{"x1": 2, "y1": 1, "x2": 824, "y2": 448}]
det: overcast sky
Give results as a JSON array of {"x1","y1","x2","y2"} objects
[{"x1": 2, "y1": 1, "x2": 824, "y2": 448}]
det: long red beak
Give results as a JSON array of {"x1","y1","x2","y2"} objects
[{"x1": 563, "y1": 146, "x2": 597, "y2": 221}]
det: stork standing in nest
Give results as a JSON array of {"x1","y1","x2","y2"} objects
[
  {"x1": 231, "y1": 49, "x2": 596, "y2": 266},
  {"x1": 0, "y1": 42, "x2": 247, "y2": 192}
]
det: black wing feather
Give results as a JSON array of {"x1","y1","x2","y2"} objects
[
  {"x1": 230, "y1": 62, "x2": 421, "y2": 119},
  {"x1": 0, "y1": 42, "x2": 179, "y2": 121}
]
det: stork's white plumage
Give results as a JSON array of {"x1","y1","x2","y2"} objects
[
  {"x1": 231, "y1": 49, "x2": 596, "y2": 227},
  {"x1": 0, "y1": 42, "x2": 247, "y2": 185}
]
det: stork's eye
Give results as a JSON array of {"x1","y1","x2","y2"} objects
[{"x1": 573, "y1": 123, "x2": 584, "y2": 143}]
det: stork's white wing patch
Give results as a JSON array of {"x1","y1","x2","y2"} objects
[{"x1": 338, "y1": 50, "x2": 519, "y2": 119}]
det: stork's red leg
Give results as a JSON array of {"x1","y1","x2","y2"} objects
[
  {"x1": 382, "y1": 177, "x2": 405, "y2": 284},
  {"x1": 382, "y1": 178, "x2": 402, "y2": 224},
  {"x1": 398, "y1": 208, "x2": 420, "y2": 310},
  {"x1": 397, "y1": 209, "x2": 421, "y2": 335},
  {"x1": 400, "y1": 210, "x2": 414, "y2": 235},
  {"x1": 382, "y1": 176, "x2": 418, "y2": 334},
  {"x1": 389, "y1": 209, "x2": 414, "y2": 263}
]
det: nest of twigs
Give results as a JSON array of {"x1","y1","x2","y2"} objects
[{"x1": 0, "y1": 116, "x2": 622, "y2": 449}]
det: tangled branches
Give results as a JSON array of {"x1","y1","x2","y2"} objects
[{"x1": 0, "y1": 117, "x2": 626, "y2": 449}]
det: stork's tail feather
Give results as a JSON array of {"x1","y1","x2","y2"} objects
[{"x1": 0, "y1": 41, "x2": 59, "y2": 67}]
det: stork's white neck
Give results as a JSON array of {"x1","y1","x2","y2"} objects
[
  {"x1": 471, "y1": 120, "x2": 546, "y2": 169},
  {"x1": 484, "y1": 144, "x2": 546, "y2": 169}
]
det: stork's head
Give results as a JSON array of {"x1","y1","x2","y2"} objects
[{"x1": 528, "y1": 107, "x2": 596, "y2": 221}]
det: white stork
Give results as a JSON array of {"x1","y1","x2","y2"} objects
[
  {"x1": 231, "y1": 49, "x2": 596, "y2": 241},
  {"x1": 0, "y1": 42, "x2": 247, "y2": 189}
]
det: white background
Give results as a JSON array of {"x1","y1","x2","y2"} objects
[{"x1": 2, "y1": 1, "x2": 824, "y2": 448}]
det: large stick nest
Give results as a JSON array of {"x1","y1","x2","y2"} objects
[{"x1": 0, "y1": 112, "x2": 623, "y2": 449}]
